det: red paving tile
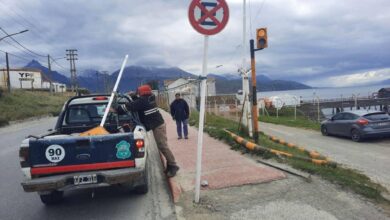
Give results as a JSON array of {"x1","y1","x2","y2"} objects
[{"x1": 162, "y1": 111, "x2": 286, "y2": 191}]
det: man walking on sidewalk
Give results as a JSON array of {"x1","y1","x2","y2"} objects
[
  {"x1": 170, "y1": 93, "x2": 190, "y2": 139},
  {"x1": 115, "y1": 85, "x2": 179, "y2": 177}
]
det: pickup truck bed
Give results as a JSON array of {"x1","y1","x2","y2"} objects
[{"x1": 19, "y1": 94, "x2": 149, "y2": 205}]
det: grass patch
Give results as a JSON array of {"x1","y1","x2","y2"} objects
[
  {"x1": 190, "y1": 110, "x2": 388, "y2": 203},
  {"x1": 0, "y1": 90, "x2": 70, "y2": 127},
  {"x1": 259, "y1": 107, "x2": 321, "y2": 131}
]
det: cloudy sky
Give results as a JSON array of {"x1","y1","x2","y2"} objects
[{"x1": 0, "y1": 0, "x2": 389, "y2": 87}]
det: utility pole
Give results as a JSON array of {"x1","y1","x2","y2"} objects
[
  {"x1": 101, "y1": 71, "x2": 109, "y2": 93},
  {"x1": 47, "y1": 55, "x2": 53, "y2": 94},
  {"x1": 249, "y1": 28, "x2": 268, "y2": 142},
  {"x1": 250, "y1": 40, "x2": 259, "y2": 142},
  {"x1": 66, "y1": 49, "x2": 78, "y2": 92},
  {"x1": 0, "y1": 29, "x2": 29, "y2": 94},
  {"x1": 5, "y1": 52, "x2": 11, "y2": 93},
  {"x1": 95, "y1": 71, "x2": 99, "y2": 93},
  {"x1": 241, "y1": 0, "x2": 253, "y2": 137}
]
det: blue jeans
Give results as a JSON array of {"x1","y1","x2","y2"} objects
[{"x1": 176, "y1": 119, "x2": 188, "y2": 138}]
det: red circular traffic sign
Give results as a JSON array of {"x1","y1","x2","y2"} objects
[{"x1": 188, "y1": 0, "x2": 229, "y2": 36}]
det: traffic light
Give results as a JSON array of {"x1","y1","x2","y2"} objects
[{"x1": 256, "y1": 28, "x2": 268, "y2": 49}]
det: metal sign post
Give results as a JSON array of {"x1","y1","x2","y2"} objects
[
  {"x1": 188, "y1": 0, "x2": 229, "y2": 203},
  {"x1": 195, "y1": 35, "x2": 208, "y2": 203}
]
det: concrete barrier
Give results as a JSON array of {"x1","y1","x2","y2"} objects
[
  {"x1": 224, "y1": 129, "x2": 336, "y2": 167},
  {"x1": 266, "y1": 134, "x2": 325, "y2": 160}
]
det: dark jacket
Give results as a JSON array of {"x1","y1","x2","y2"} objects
[
  {"x1": 118, "y1": 95, "x2": 164, "y2": 131},
  {"x1": 170, "y1": 99, "x2": 189, "y2": 121}
]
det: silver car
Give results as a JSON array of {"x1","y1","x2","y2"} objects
[{"x1": 321, "y1": 110, "x2": 390, "y2": 142}]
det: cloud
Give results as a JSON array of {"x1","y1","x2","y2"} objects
[
  {"x1": 0, "y1": 0, "x2": 389, "y2": 87},
  {"x1": 307, "y1": 68, "x2": 390, "y2": 87}
]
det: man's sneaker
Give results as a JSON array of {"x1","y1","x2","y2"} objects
[
  {"x1": 184, "y1": 136, "x2": 188, "y2": 139},
  {"x1": 166, "y1": 165, "x2": 180, "y2": 178},
  {"x1": 178, "y1": 137, "x2": 182, "y2": 140}
]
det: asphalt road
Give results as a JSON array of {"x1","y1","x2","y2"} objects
[
  {"x1": 0, "y1": 117, "x2": 175, "y2": 220},
  {"x1": 259, "y1": 121, "x2": 390, "y2": 190}
]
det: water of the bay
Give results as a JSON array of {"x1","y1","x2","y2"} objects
[
  {"x1": 257, "y1": 84, "x2": 390, "y2": 118},
  {"x1": 257, "y1": 84, "x2": 390, "y2": 101}
]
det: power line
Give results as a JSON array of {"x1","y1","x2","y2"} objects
[
  {"x1": 0, "y1": 49, "x2": 30, "y2": 62},
  {"x1": 248, "y1": 0, "x2": 253, "y2": 39},
  {"x1": 0, "y1": 39, "x2": 46, "y2": 64},
  {"x1": 0, "y1": 0, "x2": 48, "y2": 42},
  {"x1": 0, "y1": 0, "x2": 42, "y2": 32},
  {"x1": 0, "y1": 27, "x2": 46, "y2": 58},
  {"x1": 254, "y1": 0, "x2": 267, "y2": 21},
  {"x1": 51, "y1": 57, "x2": 68, "y2": 71}
]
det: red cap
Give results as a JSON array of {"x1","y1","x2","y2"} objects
[{"x1": 137, "y1": 85, "x2": 152, "y2": 96}]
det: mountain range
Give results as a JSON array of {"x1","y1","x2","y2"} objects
[
  {"x1": 209, "y1": 73, "x2": 312, "y2": 93},
  {"x1": 24, "y1": 60, "x2": 312, "y2": 94}
]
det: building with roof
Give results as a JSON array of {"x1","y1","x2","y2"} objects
[
  {"x1": 378, "y1": 88, "x2": 390, "y2": 98},
  {"x1": 0, "y1": 68, "x2": 66, "y2": 92},
  {"x1": 164, "y1": 77, "x2": 216, "y2": 108}
]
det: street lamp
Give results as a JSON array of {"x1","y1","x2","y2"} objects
[
  {"x1": 0, "y1": 28, "x2": 29, "y2": 93},
  {"x1": 0, "y1": 29, "x2": 28, "y2": 41}
]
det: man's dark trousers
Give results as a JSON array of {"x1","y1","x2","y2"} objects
[{"x1": 176, "y1": 119, "x2": 188, "y2": 138}]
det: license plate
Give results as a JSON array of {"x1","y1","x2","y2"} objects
[{"x1": 73, "y1": 174, "x2": 97, "y2": 185}]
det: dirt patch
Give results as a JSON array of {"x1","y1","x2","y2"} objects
[{"x1": 176, "y1": 171, "x2": 389, "y2": 220}]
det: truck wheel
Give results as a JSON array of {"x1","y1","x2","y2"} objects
[
  {"x1": 39, "y1": 191, "x2": 64, "y2": 205},
  {"x1": 134, "y1": 168, "x2": 149, "y2": 194}
]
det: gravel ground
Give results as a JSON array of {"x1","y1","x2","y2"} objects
[{"x1": 176, "y1": 163, "x2": 390, "y2": 220}]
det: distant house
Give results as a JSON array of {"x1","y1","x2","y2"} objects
[
  {"x1": 164, "y1": 77, "x2": 216, "y2": 108},
  {"x1": 0, "y1": 68, "x2": 66, "y2": 92},
  {"x1": 378, "y1": 88, "x2": 390, "y2": 98},
  {"x1": 0, "y1": 68, "x2": 42, "y2": 89}
]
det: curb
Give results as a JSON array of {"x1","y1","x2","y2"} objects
[
  {"x1": 224, "y1": 129, "x2": 337, "y2": 167},
  {"x1": 159, "y1": 153, "x2": 182, "y2": 203},
  {"x1": 266, "y1": 133, "x2": 327, "y2": 160}
]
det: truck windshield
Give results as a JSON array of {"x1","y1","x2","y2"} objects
[{"x1": 64, "y1": 103, "x2": 131, "y2": 125}]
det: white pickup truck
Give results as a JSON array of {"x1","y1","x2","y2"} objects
[{"x1": 19, "y1": 94, "x2": 150, "y2": 205}]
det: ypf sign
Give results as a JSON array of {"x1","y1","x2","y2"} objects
[{"x1": 188, "y1": 0, "x2": 229, "y2": 35}]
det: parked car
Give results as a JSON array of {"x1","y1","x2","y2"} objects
[
  {"x1": 19, "y1": 94, "x2": 150, "y2": 205},
  {"x1": 321, "y1": 110, "x2": 390, "y2": 142}
]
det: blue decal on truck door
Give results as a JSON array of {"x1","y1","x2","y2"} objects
[{"x1": 115, "y1": 140, "x2": 131, "y2": 159}]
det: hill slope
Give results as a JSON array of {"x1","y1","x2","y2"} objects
[{"x1": 212, "y1": 74, "x2": 311, "y2": 94}]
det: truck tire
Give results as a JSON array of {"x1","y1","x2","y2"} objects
[{"x1": 39, "y1": 190, "x2": 64, "y2": 205}]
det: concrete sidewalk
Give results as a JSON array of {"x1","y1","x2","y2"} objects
[{"x1": 161, "y1": 111, "x2": 286, "y2": 202}]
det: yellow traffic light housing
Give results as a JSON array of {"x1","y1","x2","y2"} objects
[{"x1": 256, "y1": 28, "x2": 268, "y2": 49}]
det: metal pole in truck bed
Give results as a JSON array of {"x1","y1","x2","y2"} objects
[
  {"x1": 80, "y1": 55, "x2": 128, "y2": 136},
  {"x1": 100, "y1": 55, "x2": 129, "y2": 127}
]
